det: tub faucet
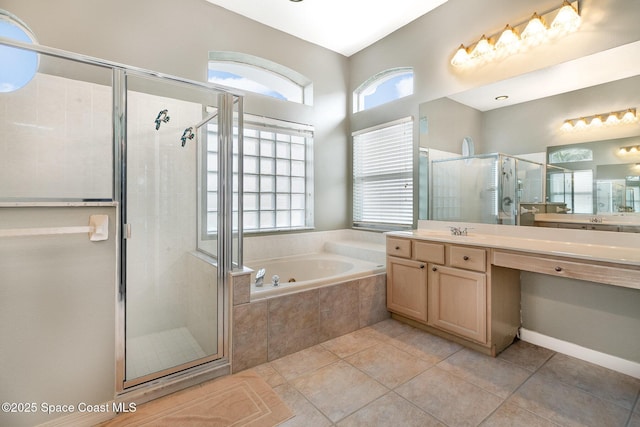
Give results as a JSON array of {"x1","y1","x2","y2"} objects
[
  {"x1": 272, "y1": 275, "x2": 280, "y2": 287},
  {"x1": 255, "y1": 268, "x2": 265, "y2": 287}
]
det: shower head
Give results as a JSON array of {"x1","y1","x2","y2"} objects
[
  {"x1": 154, "y1": 109, "x2": 170, "y2": 130},
  {"x1": 180, "y1": 127, "x2": 195, "y2": 147}
]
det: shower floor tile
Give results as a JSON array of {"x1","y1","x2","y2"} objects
[{"x1": 126, "y1": 327, "x2": 206, "y2": 380}]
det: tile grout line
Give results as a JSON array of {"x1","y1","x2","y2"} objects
[
  {"x1": 624, "y1": 388, "x2": 640, "y2": 427},
  {"x1": 474, "y1": 350, "x2": 560, "y2": 427}
]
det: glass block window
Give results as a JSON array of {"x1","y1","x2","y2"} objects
[
  {"x1": 353, "y1": 117, "x2": 413, "y2": 229},
  {"x1": 206, "y1": 115, "x2": 313, "y2": 233},
  {"x1": 353, "y1": 67, "x2": 414, "y2": 113}
]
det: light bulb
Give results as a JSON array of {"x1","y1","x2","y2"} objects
[
  {"x1": 589, "y1": 116, "x2": 603, "y2": 127},
  {"x1": 451, "y1": 44, "x2": 471, "y2": 67},
  {"x1": 470, "y1": 35, "x2": 495, "y2": 62},
  {"x1": 619, "y1": 148, "x2": 628, "y2": 155},
  {"x1": 522, "y1": 13, "x2": 548, "y2": 47},
  {"x1": 631, "y1": 146, "x2": 639, "y2": 153},
  {"x1": 551, "y1": 1, "x2": 581, "y2": 37},
  {"x1": 574, "y1": 118, "x2": 587, "y2": 129},
  {"x1": 606, "y1": 113, "x2": 620, "y2": 125},
  {"x1": 621, "y1": 109, "x2": 637, "y2": 123},
  {"x1": 495, "y1": 25, "x2": 521, "y2": 57},
  {"x1": 560, "y1": 120, "x2": 573, "y2": 131}
]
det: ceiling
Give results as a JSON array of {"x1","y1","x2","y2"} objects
[{"x1": 204, "y1": 0, "x2": 449, "y2": 57}]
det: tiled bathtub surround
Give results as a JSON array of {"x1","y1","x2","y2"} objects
[
  {"x1": 231, "y1": 273, "x2": 389, "y2": 372},
  {"x1": 232, "y1": 229, "x2": 388, "y2": 372}
]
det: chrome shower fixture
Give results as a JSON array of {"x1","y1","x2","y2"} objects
[
  {"x1": 154, "y1": 109, "x2": 170, "y2": 130},
  {"x1": 180, "y1": 127, "x2": 195, "y2": 147}
]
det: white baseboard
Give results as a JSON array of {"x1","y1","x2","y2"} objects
[
  {"x1": 520, "y1": 328, "x2": 640, "y2": 379},
  {"x1": 36, "y1": 403, "x2": 115, "y2": 427}
]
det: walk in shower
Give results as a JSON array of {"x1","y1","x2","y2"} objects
[
  {"x1": 120, "y1": 73, "x2": 242, "y2": 389},
  {"x1": 0, "y1": 33, "x2": 242, "y2": 425},
  {"x1": 430, "y1": 153, "x2": 544, "y2": 224}
]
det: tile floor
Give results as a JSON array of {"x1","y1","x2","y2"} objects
[{"x1": 245, "y1": 318, "x2": 640, "y2": 427}]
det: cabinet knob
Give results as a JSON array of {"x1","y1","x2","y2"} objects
[
  {"x1": 463, "y1": 255, "x2": 470, "y2": 261},
  {"x1": 554, "y1": 266, "x2": 563, "y2": 272},
  {"x1": 420, "y1": 264, "x2": 425, "y2": 269},
  {"x1": 395, "y1": 246, "x2": 400, "y2": 250},
  {"x1": 432, "y1": 266, "x2": 437, "y2": 272}
]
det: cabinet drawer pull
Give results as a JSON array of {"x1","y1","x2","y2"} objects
[
  {"x1": 420, "y1": 264, "x2": 425, "y2": 269},
  {"x1": 395, "y1": 246, "x2": 400, "y2": 250},
  {"x1": 554, "y1": 266, "x2": 563, "y2": 272},
  {"x1": 463, "y1": 255, "x2": 470, "y2": 261},
  {"x1": 432, "y1": 266, "x2": 437, "y2": 271}
]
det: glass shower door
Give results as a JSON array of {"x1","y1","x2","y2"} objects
[{"x1": 122, "y1": 73, "x2": 225, "y2": 388}]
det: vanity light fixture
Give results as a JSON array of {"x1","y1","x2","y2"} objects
[
  {"x1": 619, "y1": 145, "x2": 640, "y2": 155},
  {"x1": 451, "y1": 1, "x2": 580, "y2": 69},
  {"x1": 562, "y1": 108, "x2": 637, "y2": 132}
]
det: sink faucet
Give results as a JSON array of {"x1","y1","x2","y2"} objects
[
  {"x1": 255, "y1": 268, "x2": 265, "y2": 287},
  {"x1": 449, "y1": 226, "x2": 470, "y2": 236}
]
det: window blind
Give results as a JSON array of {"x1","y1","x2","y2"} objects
[{"x1": 353, "y1": 117, "x2": 413, "y2": 228}]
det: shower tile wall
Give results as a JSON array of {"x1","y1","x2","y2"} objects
[
  {"x1": 125, "y1": 90, "x2": 200, "y2": 338},
  {"x1": 0, "y1": 73, "x2": 112, "y2": 199}
]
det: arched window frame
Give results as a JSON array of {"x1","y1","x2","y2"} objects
[
  {"x1": 548, "y1": 147, "x2": 594, "y2": 164},
  {"x1": 208, "y1": 51, "x2": 313, "y2": 105},
  {"x1": 353, "y1": 67, "x2": 414, "y2": 113}
]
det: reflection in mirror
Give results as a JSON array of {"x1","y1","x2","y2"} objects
[
  {"x1": 419, "y1": 89, "x2": 640, "y2": 231},
  {"x1": 595, "y1": 163, "x2": 640, "y2": 213},
  {"x1": 547, "y1": 138, "x2": 640, "y2": 215},
  {"x1": 429, "y1": 154, "x2": 544, "y2": 225}
]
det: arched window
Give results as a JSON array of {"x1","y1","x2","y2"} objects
[
  {"x1": 208, "y1": 52, "x2": 312, "y2": 105},
  {"x1": 205, "y1": 52, "x2": 314, "y2": 233},
  {"x1": 548, "y1": 147, "x2": 593, "y2": 163},
  {"x1": 353, "y1": 67, "x2": 414, "y2": 113}
]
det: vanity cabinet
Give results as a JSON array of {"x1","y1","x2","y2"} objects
[
  {"x1": 386, "y1": 235, "x2": 520, "y2": 356},
  {"x1": 535, "y1": 221, "x2": 620, "y2": 232},
  {"x1": 387, "y1": 256, "x2": 428, "y2": 322},
  {"x1": 428, "y1": 245, "x2": 488, "y2": 344}
]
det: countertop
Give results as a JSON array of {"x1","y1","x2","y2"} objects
[
  {"x1": 534, "y1": 213, "x2": 640, "y2": 226},
  {"x1": 387, "y1": 226, "x2": 640, "y2": 267}
]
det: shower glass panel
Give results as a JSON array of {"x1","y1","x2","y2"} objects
[
  {"x1": 123, "y1": 73, "x2": 229, "y2": 387},
  {"x1": 0, "y1": 53, "x2": 113, "y2": 201},
  {"x1": 430, "y1": 154, "x2": 544, "y2": 225}
]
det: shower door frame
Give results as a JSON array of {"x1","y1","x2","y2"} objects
[
  {"x1": 0, "y1": 37, "x2": 243, "y2": 396},
  {"x1": 113, "y1": 71, "x2": 242, "y2": 393}
]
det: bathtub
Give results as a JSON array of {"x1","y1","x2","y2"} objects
[{"x1": 247, "y1": 252, "x2": 386, "y2": 299}]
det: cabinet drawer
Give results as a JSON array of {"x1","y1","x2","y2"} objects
[
  {"x1": 387, "y1": 237, "x2": 412, "y2": 258},
  {"x1": 414, "y1": 241, "x2": 445, "y2": 264},
  {"x1": 448, "y1": 246, "x2": 486, "y2": 272},
  {"x1": 492, "y1": 250, "x2": 640, "y2": 290}
]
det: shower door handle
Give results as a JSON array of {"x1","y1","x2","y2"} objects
[{"x1": 124, "y1": 223, "x2": 132, "y2": 239}]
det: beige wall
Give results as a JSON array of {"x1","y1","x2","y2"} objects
[{"x1": 0, "y1": 206, "x2": 117, "y2": 427}]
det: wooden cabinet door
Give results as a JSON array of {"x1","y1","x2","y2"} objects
[
  {"x1": 386, "y1": 256, "x2": 428, "y2": 323},
  {"x1": 427, "y1": 264, "x2": 487, "y2": 343}
]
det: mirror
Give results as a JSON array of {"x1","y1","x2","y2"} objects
[{"x1": 418, "y1": 42, "x2": 640, "y2": 230}]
